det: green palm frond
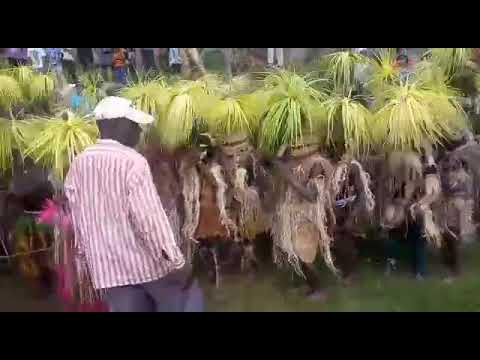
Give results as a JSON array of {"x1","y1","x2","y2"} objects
[
  {"x1": 258, "y1": 70, "x2": 326, "y2": 154},
  {"x1": 430, "y1": 48, "x2": 473, "y2": 80},
  {"x1": 24, "y1": 114, "x2": 99, "y2": 180},
  {"x1": 324, "y1": 50, "x2": 367, "y2": 94},
  {"x1": 0, "y1": 74, "x2": 22, "y2": 110},
  {"x1": 120, "y1": 77, "x2": 170, "y2": 116},
  {"x1": 322, "y1": 94, "x2": 373, "y2": 156},
  {"x1": 373, "y1": 80, "x2": 467, "y2": 151}
]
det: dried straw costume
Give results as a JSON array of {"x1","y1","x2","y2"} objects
[
  {"x1": 39, "y1": 197, "x2": 106, "y2": 311},
  {"x1": 439, "y1": 132, "x2": 479, "y2": 242},
  {"x1": 143, "y1": 146, "x2": 200, "y2": 262},
  {"x1": 437, "y1": 133, "x2": 479, "y2": 275},
  {"x1": 216, "y1": 133, "x2": 271, "y2": 273},
  {"x1": 185, "y1": 132, "x2": 270, "y2": 286},
  {"x1": 270, "y1": 138, "x2": 338, "y2": 277},
  {"x1": 380, "y1": 145, "x2": 443, "y2": 249},
  {"x1": 330, "y1": 158, "x2": 375, "y2": 278}
]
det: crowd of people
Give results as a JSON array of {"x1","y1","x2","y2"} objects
[
  {"x1": 0, "y1": 48, "x2": 185, "y2": 85},
  {"x1": 2, "y1": 48, "x2": 479, "y2": 312}
]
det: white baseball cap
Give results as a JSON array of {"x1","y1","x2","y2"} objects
[{"x1": 93, "y1": 96, "x2": 154, "y2": 125}]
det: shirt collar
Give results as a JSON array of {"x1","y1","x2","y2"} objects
[{"x1": 97, "y1": 139, "x2": 122, "y2": 146}]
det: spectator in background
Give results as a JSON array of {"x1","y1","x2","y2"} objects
[
  {"x1": 62, "y1": 48, "x2": 77, "y2": 82},
  {"x1": 46, "y1": 48, "x2": 64, "y2": 76},
  {"x1": 112, "y1": 48, "x2": 128, "y2": 84},
  {"x1": 27, "y1": 48, "x2": 46, "y2": 72},
  {"x1": 267, "y1": 48, "x2": 284, "y2": 68},
  {"x1": 168, "y1": 48, "x2": 183, "y2": 73}
]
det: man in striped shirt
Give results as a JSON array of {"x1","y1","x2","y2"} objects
[{"x1": 65, "y1": 96, "x2": 203, "y2": 312}]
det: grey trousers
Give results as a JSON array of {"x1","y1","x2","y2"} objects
[
  {"x1": 267, "y1": 48, "x2": 284, "y2": 67},
  {"x1": 105, "y1": 268, "x2": 204, "y2": 312}
]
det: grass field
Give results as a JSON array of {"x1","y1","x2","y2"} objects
[
  {"x1": 2, "y1": 241, "x2": 480, "y2": 312},
  {"x1": 204, "y1": 241, "x2": 480, "y2": 312}
]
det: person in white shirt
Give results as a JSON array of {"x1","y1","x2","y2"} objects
[
  {"x1": 267, "y1": 48, "x2": 284, "y2": 68},
  {"x1": 27, "y1": 48, "x2": 46, "y2": 72}
]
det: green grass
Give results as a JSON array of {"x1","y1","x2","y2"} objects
[
  {"x1": 202, "y1": 242, "x2": 480, "y2": 312},
  {"x1": 3, "y1": 241, "x2": 480, "y2": 312}
]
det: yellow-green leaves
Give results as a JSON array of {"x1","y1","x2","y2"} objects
[
  {"x1": 79, "y1": 70, "x2": 104, "y2": 108},
  {"x1": 257, "y1": 70, "x2": 325, "y2": 155},
  {"x1": 200, "y1": 90, "x2": 269, "y2": 138},
  {"x1": 0, "y1": 118, "x2": 16, "y2": 173},
  {"x1": 366, "y1": 48, "x2": 400, "y2": 99},
  {"x1": 430, "y1": 48, "x2": 473, "y2": 80},
  {"x1": 23, "y1": 115, "x2": 99, "y2": 180},
  {"x1": 29, "y1": 73, "x2": 55, "y2": 101},
  {"x1": 373, "y1": 81, "x2": 467, "y2": 151},
  {"x1": 0, "y1": 75, "x2": 22, "y2": 110},
  {"x1": 322, "y1": 95, "x2": 373, "y2": 156},
  {"x1": 0, "y1": 66, "x2": 56, "y2": 111},
  {"x1": 121, "y1": 77, "x2": 170, "y2": 116},
  {"x1": 325, "y1": 50, "x2": 367, "y2": 95}
]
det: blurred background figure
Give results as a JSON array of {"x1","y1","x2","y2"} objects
[
  {"x1": 112, "y1": 48, "x2": 128, "y2": 84},
  {"x1": 267, "y1": 48, "x2": 284, "y2": 68},
  {"x1": 62, "y1": 48, "x2": 77, "y2": 82},
  {"x1": 27, "y1": 48, "x2": 46, "y2": 73},
  {"x1": 169, "y1": 48, "x2": 183, "y2": 74},
  {"x1": 46, "y1": 48, "x2": 64, "y2": 75}
]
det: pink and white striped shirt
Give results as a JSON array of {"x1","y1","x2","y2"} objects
[{"x1": 64, "y1": 139, "x2": 185, "y2": 290}]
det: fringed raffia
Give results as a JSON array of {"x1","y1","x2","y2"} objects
[
  {"x1": 271, "y1": 176, "x2": 338, "y2": 278},
  {"x1": 210, "y1": 163, "x2": 238, "y2": 240},
  {"x1": 54, "y1": 200, "x2": 104, "y2": 305},
  {"x1": 233, "y1": 167, "x2": 270, "y2": 240},
  {"x1": 351, "y1": 160, "x2": 375, "y2": 214},
  {"x1": 179, "y1": 164, "x2": 201, "y2": 264},
  {"x1": 413, "y1": 174, "x2": 443, "y2": 248}
]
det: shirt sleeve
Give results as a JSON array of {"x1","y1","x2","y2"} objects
[{"x1": 127, "y1": 159, "x2": 184, "y2": 265}]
